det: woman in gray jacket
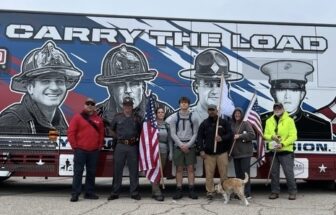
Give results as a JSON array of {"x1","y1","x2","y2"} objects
[{"x1": 231, "y1": 107, "x2": 256, "y2": 199}]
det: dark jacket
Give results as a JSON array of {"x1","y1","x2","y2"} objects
[
  {"x1": 0, "y1": 95, "x2": 68, "y2": 135},
  {"x1": 196, "y1": 116, "x2": 233, "y2": 155},
  {"x1": 231, "y1": 108, "x2": 256, "y2": 158}
]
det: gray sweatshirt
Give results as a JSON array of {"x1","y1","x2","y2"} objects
[{"x1": 169, "y1": 110, "x2": 199, "y2": 148}]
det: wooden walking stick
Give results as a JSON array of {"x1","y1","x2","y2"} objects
[{"x1": 158, "y1": 152, "x2": 165, "y2": 189}]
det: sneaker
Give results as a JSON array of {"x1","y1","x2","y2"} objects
[
  {"x1": 288, "y1": 194, "x2": 296, "y2": 200},
  {"x1": 188, "y1": 186, "x2": 198, "y2": 200},
  {"x1": 269, "y1": 193, "x2": 279, "y2": 200},
  {"x1": 84, "y1": 193, "x2": 99, "y2": 200},
  {"x1": 172, "y1": 188, "x2": 183, "y2": 200},
  {"x1": 107, "y1": 194, "x2": 119, "y2": 201},
  {"x1": 246, "y1": 195, "x2": 252, "y2": 200},
  {"x1": 131, "y1": 194, "x2": 141, "y2": 200},
  {"x1": 70, "y1": 195, "x2": 79, "y2": 202}
]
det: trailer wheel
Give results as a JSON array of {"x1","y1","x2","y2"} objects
[{"x1": 0, "y1": 176, "x2": 10, "y2": 183}]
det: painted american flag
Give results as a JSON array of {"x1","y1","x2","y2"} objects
[
  {"x1": 244, "y1": 93, "x2": 265, "y2": 166},
  {"x1": 315, "y1": 97, "x2": 336, "y2": 135},
  {"x1": 139, "y1": 94, "x2": 161, "y2": 183}
]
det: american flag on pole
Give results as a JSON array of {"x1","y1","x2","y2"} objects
[
  {"x1": 139, "y1": 94, "x2": 161, "y2": 183},
  {"x1": 243, "y1": 93, "x2": 265, "y2": 166}
]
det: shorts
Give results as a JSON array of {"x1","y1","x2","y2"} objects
[{"x1": 173, "y1": 147, "x2": 197, "y2": 166}]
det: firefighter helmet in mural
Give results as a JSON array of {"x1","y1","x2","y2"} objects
[
  {"x1": 11, "y1": 41, "x2": 82, "y2": 92},
  {"x1": 95, "y1": 44, "x2": 157, "y2": 85}
]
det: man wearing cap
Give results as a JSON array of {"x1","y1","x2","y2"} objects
[
  {"x1": 261, "y1": 60, "x2": 332, "y2": 140},
  {"x1": 264, "y1": 102, "x2": 298, "y2": 200},
  {"x1": 0, "y1": 41, "x2": 82, "y2": 135},
  {"x1": 108, "y1": 97, "x2": 142, "y2": 201},
  {"x1": 67, "y1": 98, "x2": 105, "y2": 202},
  {"x1": 95, "y1": 44, "x2": 172, "y2": 137},
  {"x1": 178, "y1": 49, "x2": 243, "y2": 123},
  {"x1": 196, "y1": 104, "x2": 233, "y2": 200}
]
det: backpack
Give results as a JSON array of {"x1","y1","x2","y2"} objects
[{"x1": 175, "y1": 112, "x2": 194, "y2": 135}]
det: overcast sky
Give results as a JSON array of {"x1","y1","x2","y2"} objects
[{"x1": 1, "y1": 0, "x2": 336, "y2": 24}]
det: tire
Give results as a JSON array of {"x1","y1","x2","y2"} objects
[{"x1": 0, "y1": 176, "x2": 10, "y2": 183}]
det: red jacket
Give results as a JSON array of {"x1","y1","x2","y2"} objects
[{"x1": 67, "y1": 111, "x2": 104, "y2": 151}]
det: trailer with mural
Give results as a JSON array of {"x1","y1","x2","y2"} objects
[{"x1": 0, "y1": 10, "x2": 335, "y2": 184}]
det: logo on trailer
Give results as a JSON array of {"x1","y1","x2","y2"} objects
[{"x1": 0, "y1": 48, "x2": 7, "y2": 67}]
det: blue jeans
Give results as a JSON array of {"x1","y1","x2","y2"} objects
[{"x1": 71, "y1": 149, "x2": 99, "y2": 196}]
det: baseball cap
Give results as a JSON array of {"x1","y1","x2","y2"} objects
[
  {"x1": 273, "y1": 103, "x2": 284, "y2": 109},
  {"x1": 207, "y1": 104, "x2": 217, "y2": 110},
  {"x1": 85, "y1": 98, "x2": 96, "y2": 106}
]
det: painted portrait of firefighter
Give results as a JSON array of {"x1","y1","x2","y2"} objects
[
  {"x1": 260, "y1": 60, "x2": 332, "y2": 140},
  {"x1": 95, "y1": 44, "x2": 172, "y2": 136},
  {"x1": 0, "y1": 41, "x2": 83, "y2": 135},
  {"x1": 177, "y1": 49, "x2": 243, "y2": 123}
]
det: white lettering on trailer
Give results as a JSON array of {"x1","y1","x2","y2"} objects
[
  {"x1": 6, "y1": 24, "x2": 143, "y2": 44},
  {"x1": 294, "y1": 141, "x2": 336, "y2": 154},
  {"x1": 149, "y1": 30, "x2": 222, "y2": 47},
  {"x1": 232, "y1": 33, "x2": 327, "y2": 52}
]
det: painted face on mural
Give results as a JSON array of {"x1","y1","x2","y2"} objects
[
  {"x1": 274, "y1": 89, "x2": 304, "y2": 114},
  {"x1": 27, "y1": 73, "x2": 67, "y2": 108},
  {"x1": 196, "y1": 79, "x2": 221, "y2": 109},
  {"x1": 110, "y1": 81, "x2": 144, "y2": 108}
]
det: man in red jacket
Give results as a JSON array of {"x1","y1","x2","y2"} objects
[{"x1": 67, "y1": 98, "x2": 105, "y2": 202}]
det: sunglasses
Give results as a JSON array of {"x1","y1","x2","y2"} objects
[{"x1": 85, "y1": 101, "x2": 96, "y2": 106}]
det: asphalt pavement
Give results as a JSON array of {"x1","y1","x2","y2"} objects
[{"x1": 0, "y1": 177, "x2": 335, "y2": 215}]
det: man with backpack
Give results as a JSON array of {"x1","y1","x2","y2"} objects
[
  {"x1": 169, "y1": 96, "x2": 199, "y2": 200},
  {"x1": 67, "y1": 98, "x2": 105, "y2": 202}
]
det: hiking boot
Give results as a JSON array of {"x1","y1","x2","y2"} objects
[
  {"x1": 70, "y1": 194, "x2": 79, "y2": 202},
  {"x1": 131, "y1": 194, "x2": 141, "y2": 200},
  {"x1": 206, "y1": 193, "x2": 214, "y2": 200},
  {"x1": 152, "y1": 194, "x2": 164, "y2": 201},
  {"x1": 84, "y1": 193, "x2": 99, "y2": 200},
  {"x1": 188, "y1": 186, "x2": 198, "y2": 199},
  {"x1": 288, "y1": 193, "x2": 296, "y2": 200},
  {"x1": 107, "y1": 194, "x2": 119, "y2": 201},
  {"x1": 172, "y1": 187, "x2": 183, "y2": 200},
  {"x1": 269, "y1": 193, "x2": 279, "y2": 200}
]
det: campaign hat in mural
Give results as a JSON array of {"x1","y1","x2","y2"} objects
[
  {"x1": 11, "y1": 40, "x2": 82, "y2": 93},
  {"x1": 261, "y1": 60, "x2": 314, "y2": 90},
  {"x1": 122, "y1": 96, "x2": 134, "y2": 106},
  {"x1": 179, "y1": 49, "x2": 243, "y2": 82},
  {"x1": 95, "y1": 44, "x2": 157, "y2": 85}
]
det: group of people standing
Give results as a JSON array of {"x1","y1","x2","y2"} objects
[{"x1": 67, "y1": 95, "x2": 298, "y2": 203}]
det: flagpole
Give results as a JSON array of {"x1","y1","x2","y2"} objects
[
  {"x1": 158, "y1": 152, "x2": 165, "y2": 189},
  {"x1": 214, "y1": 73, "x2": 225, "y2": 153}
]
